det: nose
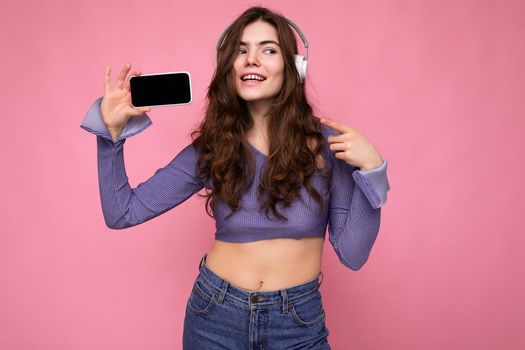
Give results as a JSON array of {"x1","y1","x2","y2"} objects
[{"x1": 245, "y1": 49, "x2": 260, "y2": 66}]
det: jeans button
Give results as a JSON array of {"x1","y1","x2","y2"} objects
[{"x1": 250, "y1": 295, "x2": 265, "y2": 303}]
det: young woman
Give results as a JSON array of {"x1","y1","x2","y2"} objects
[{"x1": 80, "y1": 6, "x2": 390, "y2": 349}]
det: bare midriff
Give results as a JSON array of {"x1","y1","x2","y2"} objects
[{"x1": 204, "y1": 237, "x2": 325, "y2": 292}]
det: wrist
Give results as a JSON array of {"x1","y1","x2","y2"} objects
[
  {"x1": 360, "y1": 159, "x2": 383, "y2": 171},
  {"x1": 107, "y1": 127, "x2": 122, "y2": 143}
]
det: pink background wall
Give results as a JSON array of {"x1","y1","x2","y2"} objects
[{"x1": 1, "y1": 0, "x2": 523, "y2": 348}]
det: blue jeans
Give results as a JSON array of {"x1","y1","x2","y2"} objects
[{"x1": 183, "y1": 253, "x2": 331, "y2": 349}]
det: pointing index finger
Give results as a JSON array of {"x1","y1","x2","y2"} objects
[{"x1": 320, "y1": 117, "x2": 353, "y2": 134}]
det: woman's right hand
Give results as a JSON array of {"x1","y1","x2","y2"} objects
[{"x1": 101, "y1": 63, "x2": 151, "y2": 141}]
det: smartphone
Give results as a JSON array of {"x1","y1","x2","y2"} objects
[{"x1": 129, "y1": 71, "x2": 192, "y2": 108}]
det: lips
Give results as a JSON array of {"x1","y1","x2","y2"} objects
[
  {"x1": 241, "y1": 79, "x2": 265, "y2": 87},
  {"x1": 240, "y1": 73, "x2": 267, "y2": 81}
]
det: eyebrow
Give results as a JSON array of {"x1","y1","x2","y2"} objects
[{"x1": 239, "y1": 40, "x2": 280, "y2": 46}]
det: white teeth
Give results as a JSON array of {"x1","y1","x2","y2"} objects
[{"x1": 241, "y1": 74, "x2": 266, "y2": 81}]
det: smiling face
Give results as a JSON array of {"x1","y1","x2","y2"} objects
[{"x1": 233, "y1": 20, "x2": 285, "y2": 107}]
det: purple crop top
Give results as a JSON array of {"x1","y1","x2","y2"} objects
[{"x1": 80, "y1": 97, "x2": 391, "y2": 270}]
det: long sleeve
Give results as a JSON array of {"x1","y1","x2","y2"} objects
[
  {"x1": 80, "y1": 96, "x2": 153, "y2": 143},
  {"x1": 326, "y1": 140, "x2": 391, "y2": 271},
  {"x1": 80, "y1": 97, "x2": 205, "y2": 229}
]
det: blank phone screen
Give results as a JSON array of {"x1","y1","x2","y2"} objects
[{"x1": 130, "y1": 72, "x2": 192, "y2": 107}]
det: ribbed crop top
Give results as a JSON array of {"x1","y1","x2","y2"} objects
[{"x1": 80, "y1": 97, "x2": 391, "y2": 270}]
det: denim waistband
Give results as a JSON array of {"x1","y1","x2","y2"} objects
[{"x1": 196, "y1": 253, "x2": 323, "y2": 311}]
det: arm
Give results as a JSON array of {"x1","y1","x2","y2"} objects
[
  {"x1": 327, "y1": 147, "x2": 390, "y2": 271},
  {"x1": 80, "y1": 97, "x2": 205, "y2": 229}
]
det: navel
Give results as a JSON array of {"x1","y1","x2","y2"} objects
[{"x1": 257, "y1": 280, "x2": 264, "y2": 291}]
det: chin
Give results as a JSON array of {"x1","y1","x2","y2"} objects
[
  {"x1": 236, "y1": 89, "x2": 280, "y2": 102},
  {"x1": 240, "y1": 96, "x2": 277, "y2": 105},
  {"x1": 236, "y1": 81, "x2": 282, "y2": 102}
]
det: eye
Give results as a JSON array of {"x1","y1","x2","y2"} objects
[{"x1": 237, "y1": 48, "x2": 277, "y2": 55}]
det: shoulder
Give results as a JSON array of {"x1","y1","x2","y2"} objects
[
  {"x1": 317, "y1": 123, "x2": 338, "y2": 156},
  {"x1": 308, "y1": 122, "x2": 339, "y2": 170},
  {"x1": 319, "y1": 123, "x2": 339, "y2": 138}
]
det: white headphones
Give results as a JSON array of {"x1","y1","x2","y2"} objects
[{"x1": 215, "y1": 17, "x2": 309, "y2": 83}]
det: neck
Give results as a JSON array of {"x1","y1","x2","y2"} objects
[{"x1": 246, "y1": 99, "x2": 272, "y2": 137}]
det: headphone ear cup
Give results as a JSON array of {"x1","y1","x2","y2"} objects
[
  {"x1": 300, "y1": 59, "x2": 308, "y2": 83},
  {"x1": 294, "y1": 54, "x2": 307, "y2": 82}
]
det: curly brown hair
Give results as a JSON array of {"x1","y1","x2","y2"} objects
[{"x1": 190, "y1": 6, "x2": 329, "y2": 221}]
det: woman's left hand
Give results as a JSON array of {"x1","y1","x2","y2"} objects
[{"x1": 320, "y1": 117, "x2": 383, "y2": 171}]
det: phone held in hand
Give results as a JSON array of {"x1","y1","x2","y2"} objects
[{"x1": 129, "y1": 71, "x2": 192, "y2": 108}]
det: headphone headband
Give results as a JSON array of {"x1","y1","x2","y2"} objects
[{"x1": 215, "y1": 18, "x2": 308, "y2": 61}]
